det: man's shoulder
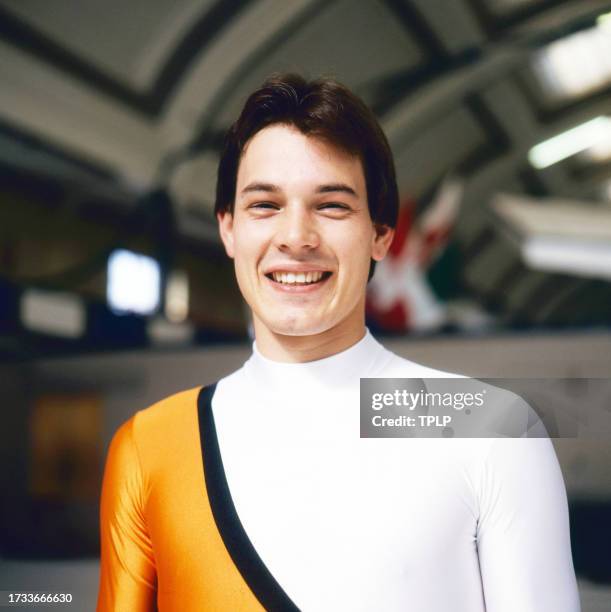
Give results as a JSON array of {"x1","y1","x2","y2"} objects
[
  {"x1": 374, "y1": 343, "x2": 464, "y2": 379},
  {"x1": 131, "y1": 385, "x2": 202, "y2": 435},
  {"x1": 114, "y1": 384, "x2": 212, "y2": 470}
]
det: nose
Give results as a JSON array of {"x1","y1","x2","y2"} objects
[{"x1": 273, "y1": 205, "x2": 320, "y2": 253}]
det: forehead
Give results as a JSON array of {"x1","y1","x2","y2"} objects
[{"x1": 236, "y1": 124, "x2": 366, "y2": 191}]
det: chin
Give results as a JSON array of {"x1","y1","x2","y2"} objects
[{"x1": 266, "y1": 314, "x2": 332, "y2": 338}]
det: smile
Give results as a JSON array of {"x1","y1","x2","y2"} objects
[
  {"x1": 267, "y1": 271, "x2": 332, "y2": 285},
  {"x1": 264, "y1": 270, "x2": 333, "y2": 292}
]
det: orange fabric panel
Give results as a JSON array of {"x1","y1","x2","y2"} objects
[{"x1": 97, "y1": 387, "x2": 265, "y2": 611}]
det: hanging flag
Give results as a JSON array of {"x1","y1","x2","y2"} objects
[{"x1": 366, "y1": 175, "x2": 463, "y2": 333}]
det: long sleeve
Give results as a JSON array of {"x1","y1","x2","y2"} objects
[
  {"x1": 97, "y1": 415, "x2": 157, "y2": 611},
  {"x1": 476, "y1": 437, "x2": 580, "y2": 612}
]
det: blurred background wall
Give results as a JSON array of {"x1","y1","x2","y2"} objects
[{"x1": 0, "y1": 0, "x2": 610, "y2": 609}]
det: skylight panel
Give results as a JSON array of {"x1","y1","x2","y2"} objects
[
  {"x1": 528, "y1": 116, "x2": 611, "y2": 168},
  {"x1": 533, "y1": 18, "x2": 611, "y2": 102}
]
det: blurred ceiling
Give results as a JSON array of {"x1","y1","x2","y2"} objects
[{"x1": 1, "y1": 0, "x2": 611, "y2": 355}]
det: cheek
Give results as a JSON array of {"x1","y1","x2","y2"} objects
[
  {"x1": 232, "y1": 226, "x2": 271, "y2": 289},
  {"x1": 332, "y1": 228, "x2": 375, "y2": 287},
  {"x1": 337, "y1": 225, "x2": 376, "y2": 260},
  {"x1": 233, "y1": 226, "x2": 261, "y2": 262}
]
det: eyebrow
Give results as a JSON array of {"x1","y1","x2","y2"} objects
[{"x1": 240, "y1": 182, "x2": 358, "y2": 196}]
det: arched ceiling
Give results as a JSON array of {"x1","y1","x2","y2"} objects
[{"x1": 1, "y1": 0, "x2": 609, "y2": 194}]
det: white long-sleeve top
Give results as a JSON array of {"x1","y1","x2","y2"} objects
[{"x1": 211, "y1": 329, "x2": 580, "y2": 611}]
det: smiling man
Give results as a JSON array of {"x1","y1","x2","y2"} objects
[
  {"x1": 218, "y1": 122, "x2": 392, "y2": 361},
  {"x1": 97, "y1": 75, "x2": 579, "y2": 612}
]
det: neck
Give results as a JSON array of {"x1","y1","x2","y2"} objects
[{"x1": 252, "y1": 318, "x2": 367, "y2": 363}]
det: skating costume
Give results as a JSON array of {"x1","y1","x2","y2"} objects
[{"x1": 97, "y1": 331, "x2": 579, "y2": 611}]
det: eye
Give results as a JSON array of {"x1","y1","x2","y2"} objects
[
  {"x1": 318, "y1": 202, "x2": 350, "y2": 210},
  {"x1": 250, "y1": 201, "x2": 279, "y2": 210}
]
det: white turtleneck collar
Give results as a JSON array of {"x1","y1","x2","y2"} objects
[{"x1": 243, "y1": 327, "x2": 388, "y2": 390}]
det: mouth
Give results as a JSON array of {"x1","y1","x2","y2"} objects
[
  {"x1": 263, "y1": 270, "x2": 333, "y2": 293},
  {"x1": 265, "y1": 270, "x2": 332, "y2": 286}
]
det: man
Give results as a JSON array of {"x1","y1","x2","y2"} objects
[{"x1": 97, "y1": 74, "x2": 579, "y2": 611}]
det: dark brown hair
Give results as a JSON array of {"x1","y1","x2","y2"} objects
[{"x1": 214, "y1": 73, "x2": 399, "y2": 278}]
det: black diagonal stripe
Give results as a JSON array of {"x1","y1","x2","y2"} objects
[{"x1": 197, "y1": 384, "x2": 300, "y2": 612}]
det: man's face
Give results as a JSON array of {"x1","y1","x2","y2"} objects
[{"x1": 218, "y1": 124, "x2": 393, "y2": 340}]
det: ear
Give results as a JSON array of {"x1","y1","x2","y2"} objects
[
  {"x1": 217, "y1": 211, "x2": 235, "y2": 258},
  {"x1": 371, "y1": 224, "x2": 395, "y2": 261}
]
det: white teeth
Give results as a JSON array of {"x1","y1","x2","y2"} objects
[{"x1": 271, "y1": 271, "x2": 325, "y2": 284}]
